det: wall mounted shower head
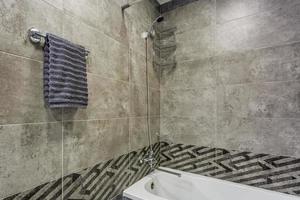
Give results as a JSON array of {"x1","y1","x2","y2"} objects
[
  {"x1": 156, "y1": 16, "x2": 164, "y2": 23},
  {"x1": 142, "y1": 15, "x2": 165, "y2": 39}
]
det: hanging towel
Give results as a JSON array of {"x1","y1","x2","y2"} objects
[{"x1": 44, "y1": 33, "x2": 88, "y2": 108}]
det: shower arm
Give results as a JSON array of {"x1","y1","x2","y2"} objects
[{"x1": 121, "y1": 0, "x2": 145, "y2": 10}]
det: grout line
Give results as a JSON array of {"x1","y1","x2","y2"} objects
[
  {"x1": 160, "y1": 115, "x2": 300, "y2": 120},
  {"x1": 217, "y1": 79, "x2": 300, "y2": 87},
  {"x1": 0, "y1": 116, "x2": 161, "y2": 127},
  {"x1": 40, "y1": 0, "x2": 63, "y2": 11},
  {"x1": 87, "y1": 72, "x2": 160, "y2": 91},
  {"x1": 62, "y1": 115, "x2": 161, "y2": 123},
  {"x1": 160, "y1": 79, "x2": 300, "y2": 91},
  {"x1": 216, "y1": 1, "x2": 300, "y2": 26},
  {"x1": 0, "y1": 50, "x2": 43, "y2": 63},
  {"x1": 0, "y1": 121, "x2": 61, "y2": 127}
]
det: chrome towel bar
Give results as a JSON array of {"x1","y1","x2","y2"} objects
[{"x1": 27, "y1": 27, "x2": 90, "y2": 56}]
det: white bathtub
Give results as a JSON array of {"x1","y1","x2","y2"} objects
[{"x1": 123, "y1": 167, "x2": 300, "y2": 200}]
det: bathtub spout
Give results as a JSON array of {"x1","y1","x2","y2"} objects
[{"x1": 140, "y1": 150, "x2": 157, "y2": 169}]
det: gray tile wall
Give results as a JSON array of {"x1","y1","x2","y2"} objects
[
  {"x1": 161, "y1": 0, "x2": 300, "y2": 157},
  {"x1": 0, "y1": 0, "x2": 160, "y2": 198}
]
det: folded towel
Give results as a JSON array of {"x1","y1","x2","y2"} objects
[{"x1": 44, "y1": 33, "x2": 88, "y2": 108}]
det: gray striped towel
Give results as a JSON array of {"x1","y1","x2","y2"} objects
[{"x1": 44, "y1": 33, "x2": 88, "y2": 108}]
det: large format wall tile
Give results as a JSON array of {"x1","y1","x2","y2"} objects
[
  {"x1": 216, "y1": 2, "x2": 300, "y2": 53},
  {"x1": 150, "y1": 89, "x2": 160, "y2": 116},
  {"x1": 0, "y1": 123, "x2": 62, "y2": 199},
  {"x1": 217, "y1": 81, "x2": 300, "y2": 118},
  {"x1": 64, "y1": 5, "x2": 129, "y2": 83},
  {"x1": 217, "y1": 84, "x2": 251, "y2": 117},
  {"x1": 216, "y1": 114, "x2": 300, "y2": 157},
  {"x1": 63, "y1": 74, "x2": 129, "y2": 120},
  {"x1": 62, "y1": 13, "x2": 99, "y2": 74},
  {"x1": 63, "y1": 118, "x2": 129, "y2": 174},
  {"x1": 130, "y1": 84, "x2": 147, "y2": 117},
  {"x1": 216, "y1": 113, "x2": 258, "y2": 151},
  {"x1": 129, "y1": 117, "x2": 160, "y2": 151},
  {"x1": 216, "y1": 42, "x2": 300, "y2": 85},
  {"x1": 160, "y1": 117, "x2": 216, "y2": 147},
  {"x1": 176, "y1": 26, "x2": 214, "y2": 61},
  {"x1": 130, "y1": 50, "x2": 147, "y2": 86},
  {"x1": 256, "y1": 118, "x2": 300, "y2": 157},
  {"x1": 63, "y1": 0, "x2": 98, "y2": 28},
  {"x1": 161, "y1": 87, "x2": 216, "y2": 117},
  {"x1": 216, "y1": 0, "x2": 300, "y2": 24},
  {"x1": 165, "y1": 0, "x2": 215, "y2": 31},
  {"x1": 0, "y1": 52, "x2": 61, "y2": 125},
  {"x1": 249, "y1": 81, "x2": 300, "y2": 118},
  {"x1": 161, "y1": 58, "x2": 216, "y2": 89},
  {"x1": 98, "y1": 0, "x2": 129, "y2": 44},
  {"x1": 0, "y1": 0, "x2": 63, "y2": 61},
  {"x1": 96, "y1": 33, "x2": 129, "y2": 82}
]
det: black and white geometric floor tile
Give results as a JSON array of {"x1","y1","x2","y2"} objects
[
  {"x1": 4, "y1": 143, "x2": 160, "y2": 200},
  {"x1": 160, "y1": 142, "x2": 300, "y2": 196}
]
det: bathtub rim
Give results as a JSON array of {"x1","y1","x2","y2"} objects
[{"x1": 123, "y1": 167, "x2": 300, "y2": 200}]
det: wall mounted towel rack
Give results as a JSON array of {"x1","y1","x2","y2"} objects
[{"x1": 28, "y1": 27, "x2": 90, "y2": 56}]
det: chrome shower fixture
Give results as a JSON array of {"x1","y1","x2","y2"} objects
[
  {"x1": 121, "y1": 0, "x2": 145, "y2": 10},
  {"x1": 141, "y1": 15, "x2": 164, "y2": 39}
]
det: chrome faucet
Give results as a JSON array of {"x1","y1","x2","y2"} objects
[{"x1": 140, "y1": 150, "x2": 157, "y2": 169}]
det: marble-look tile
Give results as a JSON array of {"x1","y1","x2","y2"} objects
[
  {"x1": 216, "y1": 0, "x2": 300, "y2": 24},
  {"x1": 96, "y1": 32, "x2": 129, "y2": 82},
  {"x1": 217, "y1": 81, "x2": 300, "y2": 118},
  {"x1": 63, "y1": 118, "x2": 129, "y2": 174},
  {"x1": 130, "y1": 85, "x2": 159, "y2": 117},
  {"x1": 0, "y1": 52, "x2": 61, "y2": 125},
  {"x1": 215, "y1": 51, "x2": 257, "y2": 85},
  {"x1": 256, "y1": 118, "x2": 300, "y2": 157},
  {"x1": 111, "y1": 0, "x2": 128, "y2": 7},
  {"x1": 0, "y1": 0, "x2": 63, "y2": 61},
  {"x1": 124, "y1": 0, "x2": 158, "y2": 28},
  {"x1": 0, "y1": 123, "x2": 62, "y2": 198},
  {"x1": 130, "y1": 50, "x2": 146, "y2": 86},
  {"x1": 130, "y1": 84, "x2": 146, "y2": 117},
  {"x1": 217, "y1": 84, "x2": 251, "y2": 117},
  {"x1": 216, "y1": 3, "x2": 300, "y2": 53},
  {"x1": 216, "y1": 42, "x2": 300, "y2": 85},
  {"x1": 62, "y1": 13, "x2": 101, "y2": 77},
  {"x1": 161, "y1": 87, "x2": 216, "y2": 118},
  {"x1": 150, "y1": 89, "x2": 160, "y2": 116},
  {"x1": 249, "y1": 81, "x2": 300, "y2": 118},
  {"x1": 126, "y1": 18, "x2": 148, "y2": 58},
  {"x1": 216, "y1": 113, "x2": 300, "y2": 157},
  {"x1": 63, "y1": 74, "x2": 129, "y2": 120},
  {"x1": 176, "y1": 26, "x2": 214, "y2": 62},
  {"x1": 216, "y1": 113, "x2": 258, "y2": 152},
  {"x1": 42, "y1": 0, "x2": 63, "y2": 10},
  {"x1": 129, "y1": 117, "x2": 159, "y2": 151},
  {"x1": 129, "y1": 50, "x2": 158, "y2": 89},
  {"x1": 165, "y1": 0, "x2": 215, "y2": 31},
  {"x1": 63, "y1": 0, "x2": 98, "y2": 28},
  {"x1": 98, "y1": 0, "x2": 129, "y2": 44},
  {"x1": 160, "y1": 117, "x2": 216, "y2": 147},
  {"x1": 149, "y1": 60, "x2": 160, "y2": 89},
  {"x1": 161, "y1": 58, "x2": 216, "y2": 89}
]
